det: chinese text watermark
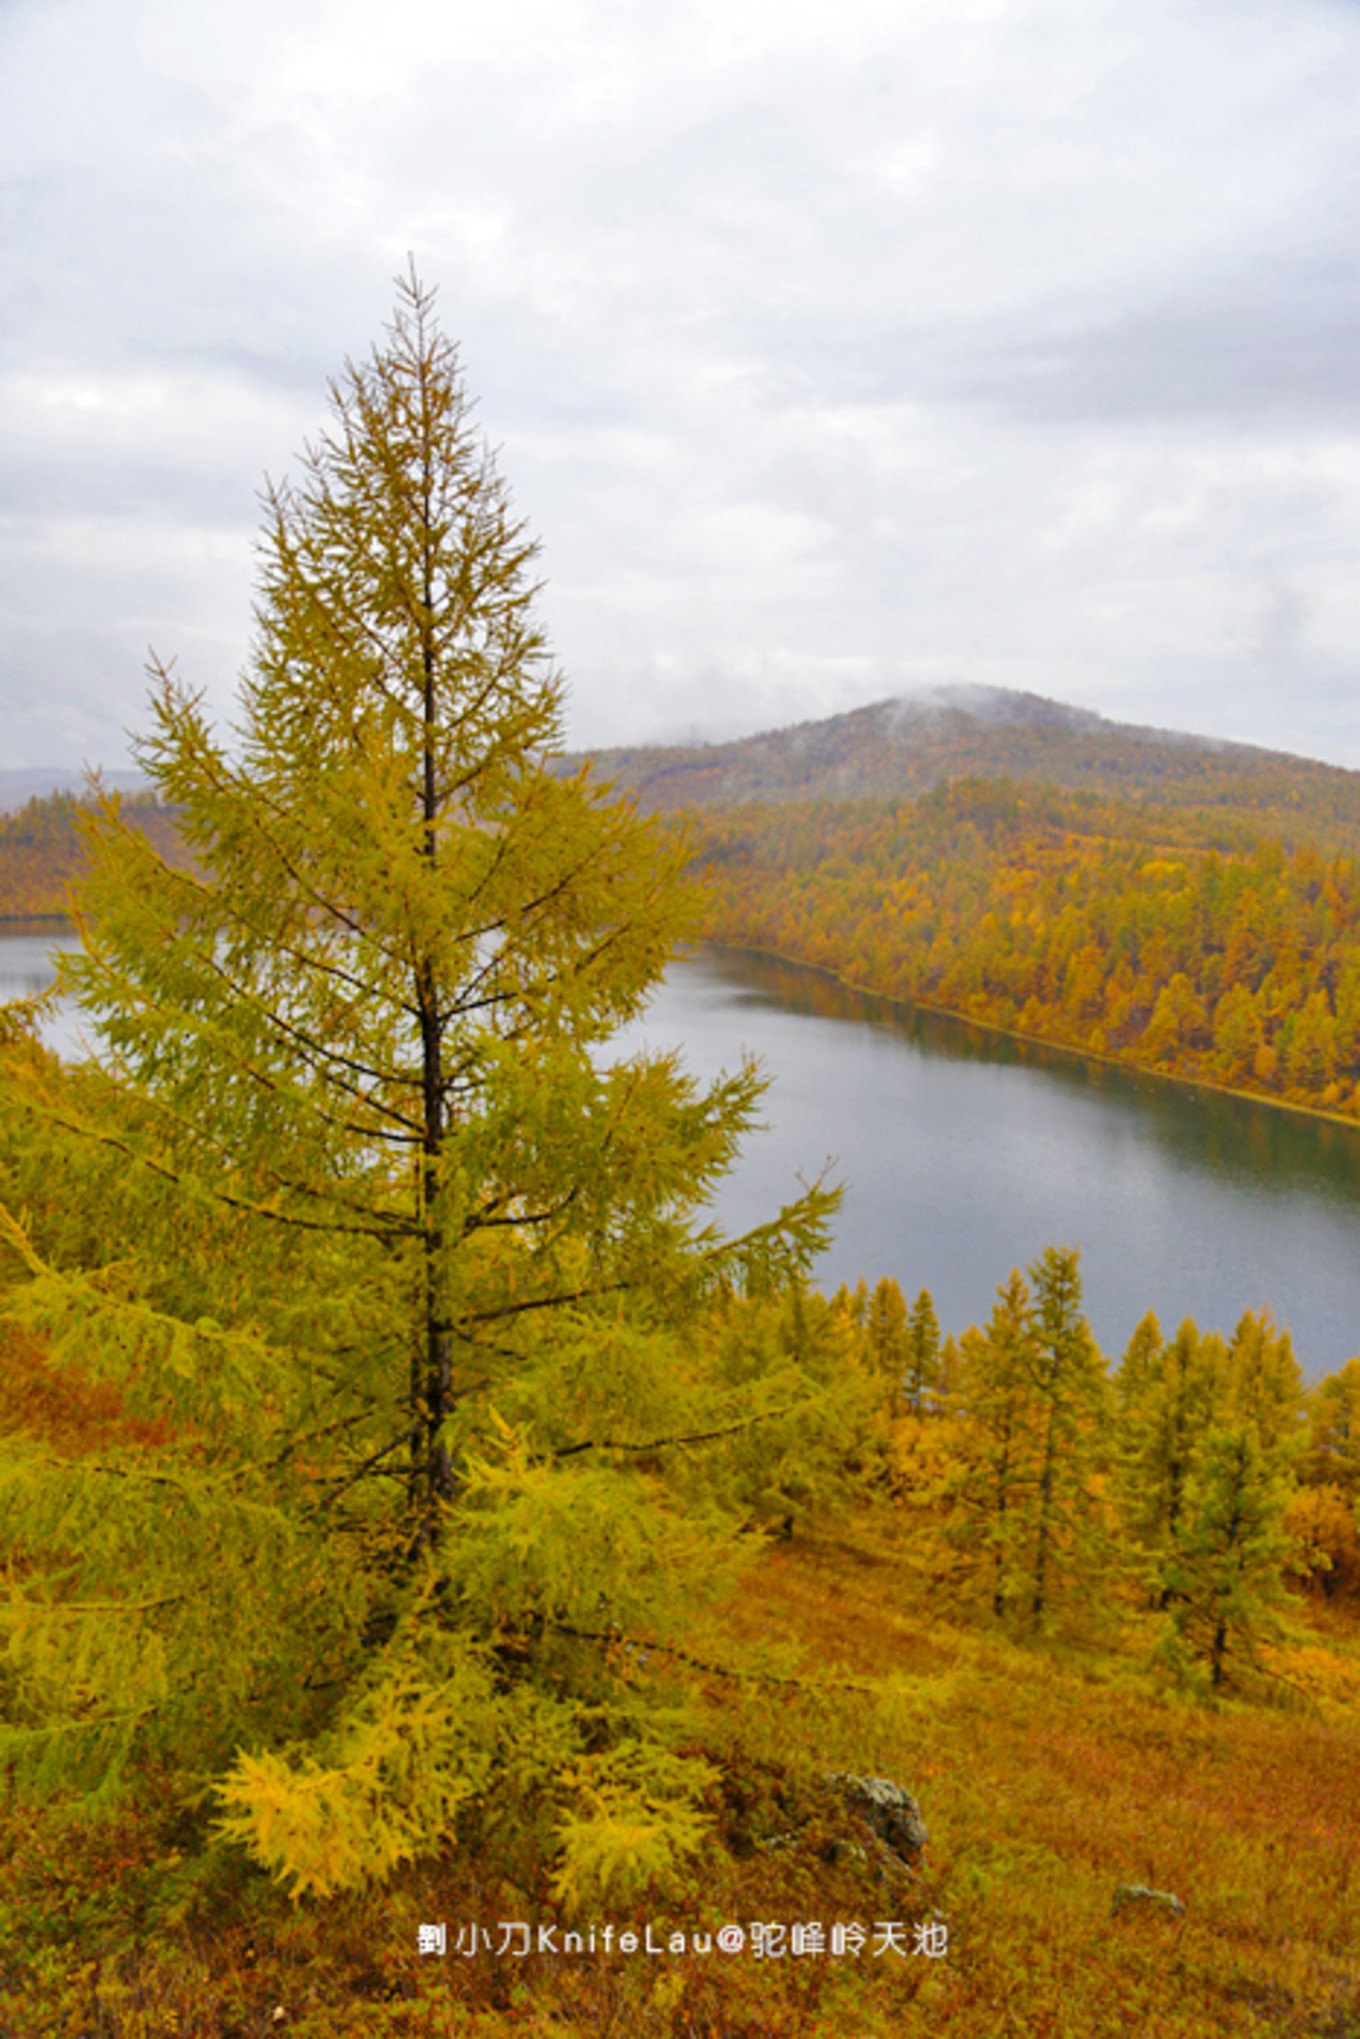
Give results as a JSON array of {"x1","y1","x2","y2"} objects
[{"x1": 416, "y1": 1917, "x2": 948, "y2": 1960}]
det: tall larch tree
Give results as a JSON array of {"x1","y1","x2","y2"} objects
[
  {"x1": 903, "y1": 1287, "x2": 943, "y2": 1414},
  {"x1": 865, "y1": 1274, "x2": 909, "y2": 1395},
  {"x1": 1025, "y1": 1246, "x2": 1110, "y2": 1625},
  {"x1": 0, "y1": 273, "x2": 834, "y2": 1903},
  {"x1": 1114, "y1": 1313, "x2": 1227, "y2": 1603},
  {"x1": 1157, "y1": 1424, "x2": 1298, "y2": 1691},
  {"x1": 950, "y1": 1268, "x2": 1039, "y2": 1620},
  {"x1": 1151, "y1": 1309, "x2": 1304, "y2": 1689}
]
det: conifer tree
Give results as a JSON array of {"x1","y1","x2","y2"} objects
[
  {"x1": 1224, "y1": 1310, "x2": 1305, "y2": 1450},
  {"x1": 0, "y1": 273, "x2": 834, "y2": 1900},
  {"x1": 865, "y1": 1274, "x2": 909, "y2": 1395},
  {"x1": 950, "y1": 1268, "x2": 1038, "y2": 1619},
  {"x1": 903, "y1": 1288, "x2": 942, "y2": 1414},
  {"x1": 1157, "y1": 1423, "x2": 1297, "y2": 1690},
  {"x1": 1115, "y1": 1306, "x2": 1308, "y2": 1679},
  {"x1": 1026, "y1": 1246, "x2": 1109, "y2": 1623},
  {"x1": 860, "y1": 1278, "x2": 942, "y2": 1416},
  {"x1": 1303, "y1": 1357, "x2": 1360, "y2": 1497},
  {"x1": 946, "y1": 1251, "x2": 1108, "y2": 1626},
  {"x1": 1114, "y1": 1313, "x2": 1226, "y2": 1602}
]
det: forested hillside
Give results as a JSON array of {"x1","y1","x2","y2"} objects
[
  {"x1": 573, "y1": 691, "x2": 1360, "y2": 1119},
  {"x1": 577, "y1": 688, "x2": 1360, "y2": 852},
  {"x1": 693, "y1": 777, "x2": 1360, "y2": 1118},
  {"x1": 14, "y1": 714, "x2": 1360, "y2": 1122},
  {"x1": 0, "y1": 790, "x2": 187, "y2": 920}
]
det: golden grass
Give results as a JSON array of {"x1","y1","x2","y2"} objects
[
  {"x1": 719, "y1": 1524, "x2": 1360, "y2": 2036},
  {"x1": 3, "y1": 1514, "x2": 1358, "y2": 2036}
]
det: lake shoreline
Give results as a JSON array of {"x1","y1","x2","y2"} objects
[
  {"x1": 11, "y1": 916, "x2": 1360, "y2": 1140},
  {"x1": 702, "y1": 939, "x2": 1360, "y2": 1140}
]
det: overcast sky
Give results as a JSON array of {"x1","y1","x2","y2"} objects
[{"x1": 2, "y1": 0, "x2": 1358, "y2": 776}]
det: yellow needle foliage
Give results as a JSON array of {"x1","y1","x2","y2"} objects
[{"x1": 0, "y1": 273, "x2": 852, "y2": 1906}]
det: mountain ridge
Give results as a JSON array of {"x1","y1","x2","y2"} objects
[{"x1": 566, "y1": 687, "x2": 1360, "y2": 848}]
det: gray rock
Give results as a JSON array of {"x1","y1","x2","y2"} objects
[
  {"x1": 1112, "y1": 1883, "x2": 1185, "y2": 1920},
  {"x1": 827, "y1": 1774, "x2": 929, "y2": 1860}
]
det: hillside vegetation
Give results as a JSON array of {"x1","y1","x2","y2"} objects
[
  {"x1": 569, "y1": 691, "x2": 1360, "y2": 1117},
  {"x1": 577, "y1": 688, "x2": 1360, "y2": 853},
  {"x1": 13, "y1": 704, "x2": 1360, "y2": 1123},
  {"x1": 2, "y1": 1242, "x2": 1359, "y2": 2036},
  {"x1": 693, "y1": 776, "x2": 1360, "y2": 1119},
  {"x1": 0, "y1": 791, "x2": 186, "y2": 921}
]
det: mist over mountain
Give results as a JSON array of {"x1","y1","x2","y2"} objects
[
  {"x1": 12, "y1": 685, "x2": 1360, "y2": 850},
  {"x1": 568, "y1": 687, "x2": 1360, "y2": 848}
]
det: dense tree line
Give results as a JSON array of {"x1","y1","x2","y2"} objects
[
  {"x1": 694, "y1": 778, "x2": 1360, "y2": 1116},
  {"x1": 0, "y1": 791, "x2": 186, "y2": 920},
  {"x1": 835, "y1": 1259, "x2": 1360, "y2": 1690}
]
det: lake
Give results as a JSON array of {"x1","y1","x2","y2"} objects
[
  {"x1": 5, "y1": 928, "x2": 1358, "y2": 1380},
  {"x1": 614, "y1": 949, "x2": 1360, "y2": 1382},
  {"x1": 0, "y1": 924, "x2": 87, "y2": 1059}
]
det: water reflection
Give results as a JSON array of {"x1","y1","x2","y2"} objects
[
  {"x1": 0, "y1": 923, "x2": 85, "y2": 1058},
  {"x1": 619, "y1": 949, "x2": 1360, "y2": 1381},
  {"x1": 713, "y1": 950, "x2": 1360, "y2": 1208}
]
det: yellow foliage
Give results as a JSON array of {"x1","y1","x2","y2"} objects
[
  {"x1": 1286, "y1": 1482, "x2": 1360, "y2": 1600},
  {"x1": 213, "y1": 1625, "x2": 498, "y2": 1898},
  {"x1": 550, "y1": 1742, "x2": 717, "y2": 1912}
]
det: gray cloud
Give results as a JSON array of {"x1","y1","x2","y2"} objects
[
  {"x1": 953, "y1": 260, "x2": 1360, "y2": 426},
  {"x1": 1, "y1": 0, "x2": 1358, "y2": 774}
]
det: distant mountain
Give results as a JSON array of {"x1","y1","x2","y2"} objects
[
  {"x1": 568, "y1": 688, "x2": 1360, "y2": 849},
  {"x1": 0, "y1": 769, "x2": 147, "y2": 814}
]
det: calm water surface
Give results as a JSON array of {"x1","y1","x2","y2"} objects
[
  {"x1": 0, "y1": 925, "x2": 85, "y2": 1057},
  {"x1": 7, "y1": 931, "x2": 1359, "y2": 1379},
  {"x1": 615, "y1": 950, "x2": 1360, "y2": 1381}
]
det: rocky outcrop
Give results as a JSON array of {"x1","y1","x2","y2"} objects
[
  {"x1": 718, "y1": 1761, "x2": 928, "y2": 1882},
  {"x1": 826, "y1": 1773, "x2": 929, "y2": 1862},
  {"x1": 1112, "y1": 1883, "x2": 1184, "y2": 1920}
]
